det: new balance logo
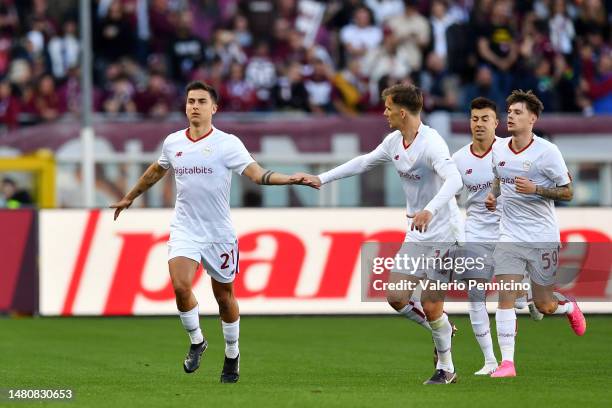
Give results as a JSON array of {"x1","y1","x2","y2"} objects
[
  {"x1": 498, "y1": 161, "x2": 506, "y2": 167},
  {"x1": 465, "y1": 168, "x2": 472, "y2": 175},
  {"x1": 394, "y1": 155, "x2": 400, "y2": 160},
  {"x1": 176, "y1": 151, "x2": 183, "y2": 157}
]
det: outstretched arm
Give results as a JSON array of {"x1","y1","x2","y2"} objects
[
  {"x1": 241, "y1": 162, "x2": 309, "y2": 186},
  {"x1": 318, "y1": 142, "x2": 391, "y2": 185},
  {"x1": 110, "y1": 162, "x2": 167, "y2": 220}
]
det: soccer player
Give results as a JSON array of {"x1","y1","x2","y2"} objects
[
  {"x1": 453, "y1": 97, "x2": 543, "y2": 376},
  {"x1": 485, "y1": 90, "x2": 586, "y2": 378},
  {"x1": 296, "y1": 84, "x2": 463, "y2": 384},
  {"x1": 110, "y1": 81, "x2": 307, "y2": 383},
  {"x1": 451, "y1": 97, "x2": 501, "y2": 375}
]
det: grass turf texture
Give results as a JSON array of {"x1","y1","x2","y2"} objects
[{"x1": 1, "y1": 315, "x2": 610, "y2": 407}]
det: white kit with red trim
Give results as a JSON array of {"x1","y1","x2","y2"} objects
[
  {"x1": 452, "y1": 136, "x2": 501, "y2": 242},
  {"x1": 492, "y1": 135, "x2": 571, "y2": 245},
  {"x1": 158, "y1": 126, "x2": 255, "y2": 243},
  {"x1": 319, "y1": 123, "x2": 464, "y2": 243}
]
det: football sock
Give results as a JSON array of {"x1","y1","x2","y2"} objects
[
  {"x1": 552, "y1": 292, "x2": 574, "y2": 314},
  {"x1": 179, "y1": 304, "x2": 204, "y2": 344},
  {"x1": 222, "y1": 319, "x2": 240, "y2": 359},
  {"x1": 398, "y1": 301, "x2": 431, "y2": 330},
  {"x1": 495, "y1": 308, "x2": 516, "y2": 362},
  {"x1": 468, "y1": 300, "x2": 497, "y2": 364},
  {"x1": 430, "y1": 314, "x2": 454, "y2": 372}
]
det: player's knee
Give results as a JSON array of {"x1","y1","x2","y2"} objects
[
  {"x1": 173, "y1": 283, "x2": 192, "y2": 301},
  {"x1": 422, "y1": 302, "x2": 443, "y2": 321},
  {"x1": 386, "y1": 291, "x2": 406, "y2": 310},
  {"x1": 534, "y1": 300, "x2": 556, "y2": 315},
  {"x1": 215, "y1": 292, "x2": 234, "y2": 311},
  {"x1": 387, "y1": 299, "x2": 406, "y2": 311}
]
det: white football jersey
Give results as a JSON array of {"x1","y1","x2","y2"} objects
[
  {"x1": 492, "y1": 135, "x2": 570, "y2": 246},
  {"x1": 319, "y1": 123, "x2": 463, "y2": 243},
  {"x1": 452, "y1": 137, "x2": 501, "y2": 242},
  {"x1": 158, "y1": 127, "x2": 255, "y2": 243}
]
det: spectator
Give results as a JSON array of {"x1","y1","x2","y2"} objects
[
  {"x1": 0, "y1": 0, "x2": 19, "y2": 36},
  {"x1": 19, "y1": 83, "x2": 39, "y2": 125},
  {"x1": 167, "y1": 11, "x2": 206, "y2": 84},
  {"x1": 200, "y1": 57, "x2": 225, "y2": 94},
  {"x1": 134, "y1": 72, "x2": 175, "y2": 117},
  {"x1": 239, "y1": 0, "x2": 276, "y2": 43},
  {"x1": 270, "y1": 18, "x2": 292, "y2": 63},
  {"x1": 364, "y1": 0, "x2": 405, "y2": 25},
  {"x1": 462, "y1": 65, "x2": 505, "y2": 112},
  {"x1": 103, "y1": 74, "x2": 137, "y2": 114},
  {"x1": 420, "y1": 52, "x2": 460, "y2": 112},
  {"x1": 585, "y1": 52, "x2": 612, "y2": 114},
  {"x1": 575, "y1": 0, "x2": 609, "y2": 40},
  {"x1": 1, "y1": 177, "x2": 33, "y2": 208},
  {"x1": 518, "y1": 57, "x2": 555, "y2": 110},
  {"x1": 47, "y1": 19, "x2": 80, "y2": 80},
  {"x1": 25, "y1": 17, "x2": 49, "y2": 60},
  {"x1": 148, "y1": 0, "x2": 176, "y2": 54},
  {"x1": 331, "y1": 57, "x2": 370, "y2": 114},
  {"x1": 232, "y1": 14, "x2": 253, "y2": 50},
  {"x1": 551, "y1": 53, "x2": 580, "y2": 112},
  {"x1": 0, "y1": 80, "x2": 20, "y2": 130},
  {"x1": 361, "y1": 28, "x2": 411, "y2": 101},
  {"x1": 549, "y1": 0, "x2": 575, "y2": 56},
  {"x1": 271, "y1": 60, "x2": 310, "y2": 112},
  {"x1": 386, "y1": 0, "x2": 430, "y2": 72},
  {"x1": 245, "y1": 42, "x2": 277, "y2": 110},
  {"x1": 339, "y1": 6, "x2": 383, "y2": 63},
  {"x1": 95, "y1": 0, "x2": 134, "y2": 64},
  {"x1": 429, "y1": 0, "x2": 457, "y2": 61},
  {"x1": 220, "y1": 62, "x2": 257, "y2": 112},
  {"x1": 206, "y1": 28, "x2": 247, "y2": 73},
  {"x1": 304, "y1": 58, "x2": 338, "y2": 114},
  {"x1": 476, "y1": 0, "x2": 519, "y2": 94},
  {"x1": 34, "y1": 74, "x2": 64, "y2": 121}
]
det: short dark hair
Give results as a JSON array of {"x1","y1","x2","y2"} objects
[
  {"x1": 470, "y1": 97, "x2": 498, "y2": 117},
  {"x1": 185, "y1": 81, "x2": 219, "y2": 104},
  {"x1": 506, "y1": 89, "x2": 543, "y2": 117},
  {"x1": 381, "y1": 84, "x2": 423, "y2": 114}
]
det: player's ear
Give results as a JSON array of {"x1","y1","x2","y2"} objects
[{"x1": 212, "y1": 103, "x2": 218, "y2": 115}]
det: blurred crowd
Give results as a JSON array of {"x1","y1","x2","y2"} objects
[{"x1": 0, "y1": 0, "x2": 610, "y2": 131}]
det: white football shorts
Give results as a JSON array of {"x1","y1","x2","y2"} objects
[
  {"x1": 168, "y1": 238, "x2": 239, "y2": 284},
  {"x1": 493, "y1": 243, "x2": 559, "y2": 286}
]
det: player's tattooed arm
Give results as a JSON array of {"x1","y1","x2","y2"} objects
[
  {"x1": 127, "y1": 163, "x2": 168, "y2": 199},
  {"x1": 110, "y1": 162, "x2": 167, "y2": 220},
  {"x1": 535, "y1": 182, "x2": 573, "y2": 201}
]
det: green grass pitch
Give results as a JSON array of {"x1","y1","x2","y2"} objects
[{"x1": 1, "y1": 315, "x2": 611, "y2": 407}]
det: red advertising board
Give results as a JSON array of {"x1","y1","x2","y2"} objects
[{"x1": 39, "y1": 208, "x2": 612, "y2": 315}]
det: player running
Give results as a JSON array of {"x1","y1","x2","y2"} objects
[
  {"x1": 110, "y1": 81, "x2": 307, "y2": 383},
  {"x1": 451, "y1": 97, "x2": 501, "y2": 375},
  {"x1": 485, "y1": 90, "x2": 586, "y2": 378},
  {"x1": 452, "y1": 97, "x2": 542, "y2": 376},
  {"x1": 296, "y1": 84, "x2": 463, "y2": 384}
]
